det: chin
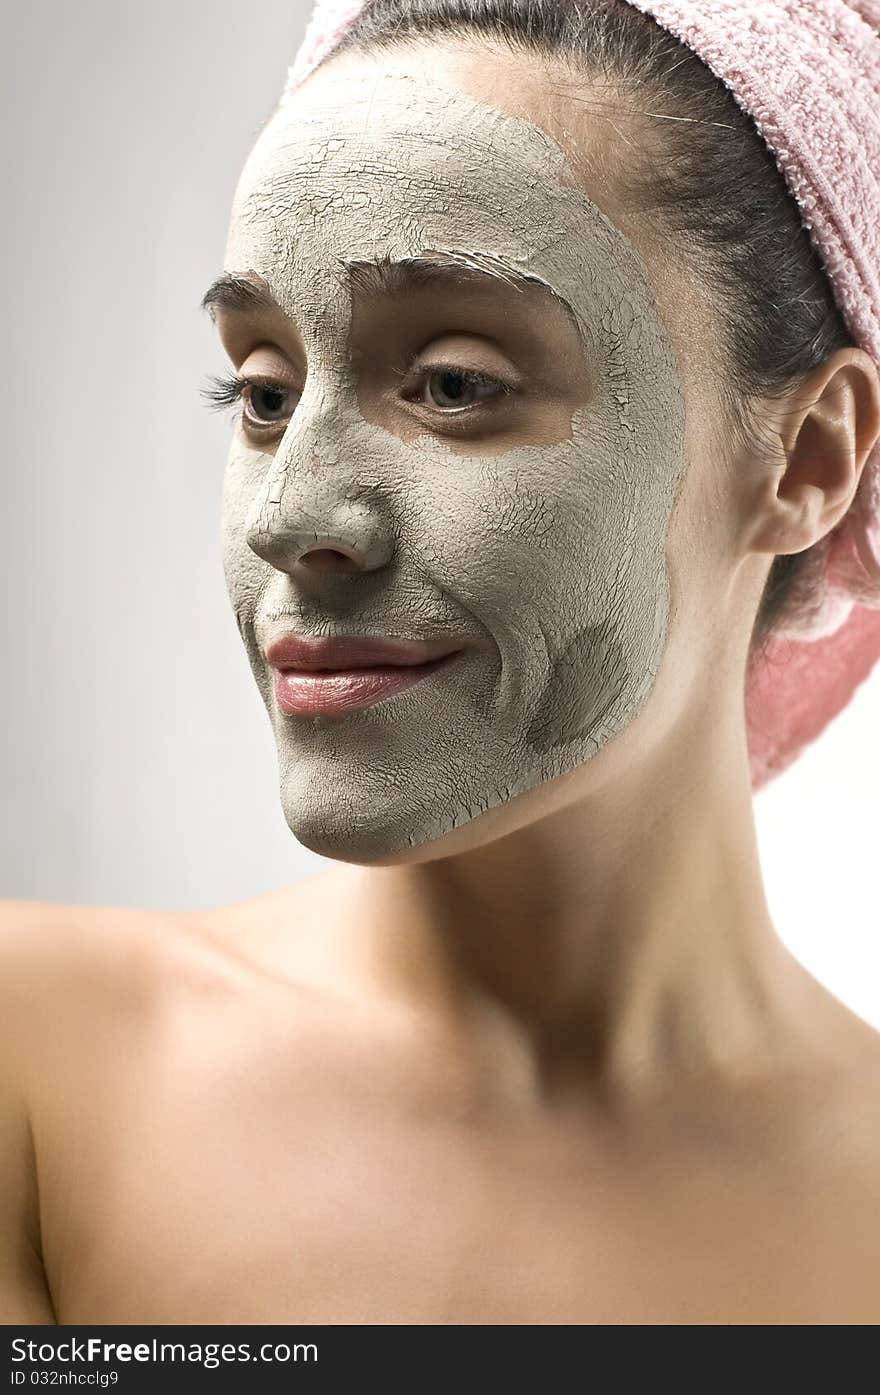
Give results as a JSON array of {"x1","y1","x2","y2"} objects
[
  {"x1": 276, "y1": 775, "x2": 466, "y2": 862},
  {"x1": 272, "y1": 744, "x2": 595, "y2": 864}
]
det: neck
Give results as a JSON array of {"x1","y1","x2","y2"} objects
[{"x1": 330, "y1": 698, "x2": 832, "y2": 1110}]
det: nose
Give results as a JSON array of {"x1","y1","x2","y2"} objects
[
  {"x1": 242, "y1": 378, "x2": 398, "y2": 577},
  {"x1": 296, "y1": 546, "x2": 361, "y2": 574},
  {"x1": 245, "y1": 495, "x2": 395, "y2": 577}
]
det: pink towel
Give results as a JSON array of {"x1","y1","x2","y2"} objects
[{"x1": 282, "y1": 0, "x2": 880, "y2": 791}]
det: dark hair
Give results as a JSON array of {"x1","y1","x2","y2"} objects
[{"x1": 313, "y1": 0, "x2": 856, "y2": 652}]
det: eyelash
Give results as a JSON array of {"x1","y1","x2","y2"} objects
[{"x1": 199, "y1": 365, "x2": 515, "y2": 435}]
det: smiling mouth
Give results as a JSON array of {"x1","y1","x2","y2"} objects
[{"x1": 272, "y1": 649, "x2": 464, "y2": 717}]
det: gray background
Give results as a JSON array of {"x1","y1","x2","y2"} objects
[{"x1": 3, "y1": 0, "x2": 878, "y2": 1025}]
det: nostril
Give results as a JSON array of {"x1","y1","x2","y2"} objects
[{"x1": 299, "y1": 548, "x2": 362, "y2": 572}]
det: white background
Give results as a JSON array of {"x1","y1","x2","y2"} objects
[{"x1": 2, "y1": 1, "x2": 877, "y2": 1028}]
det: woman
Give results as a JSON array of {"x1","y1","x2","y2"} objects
[{"x1": 3, "y1": 0, "x2": 880, "y2": 1324}]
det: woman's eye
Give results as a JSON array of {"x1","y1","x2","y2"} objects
[
  {"x1": 416, "y1": 366, "x2": 513, "y2": 412},
  {"x1": 198, "y1": 372, "x2": 297, "y2": 433},
  {"x1": 199, "y1": 363, "x2": 515, "y2": 438},
  {"x1": 242, "y1": 380, "x2": 296, "y2": 426}
]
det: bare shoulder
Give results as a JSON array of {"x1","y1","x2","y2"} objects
[
  {"x1": 0, "y1": 895, "x2": 198, "y2": 985},
  {"x1": 0, "y1": 894, "x2": 178, "y2": 971},
  {"x1": 0, "y1": 897, "x2": 237, "y2": 1064},
  {"x1": 0, "y1": 898, "x2": 191, "y2": 1325},
  {"x1": 0, "y1": 898, "x2": 249, "y2": 1326},
  {"x1": 0, "y1": 887, "x2": 340, "y2": 1076},
  {"x1": 841, "y1": 1009, "x2": 880, "y2": 1147},
  {"x1": 804, "y1": 1001, "x2": 880, "y2": 1217}
]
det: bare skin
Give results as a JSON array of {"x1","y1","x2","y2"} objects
[
  {"x1": 1, "y1": 878, "x2": 880, "y2": 1325},
  {"x1": 3, "y1": 42, "x2": 880, "y2": 1325}
]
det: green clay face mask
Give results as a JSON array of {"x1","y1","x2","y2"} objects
[{"x1": 220, "y1": 64, "x2": 688, "y2": 860}]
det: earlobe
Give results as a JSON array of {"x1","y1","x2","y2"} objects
[{"x1": 748, "y1": 348, "x2": 880, "y2": 559}]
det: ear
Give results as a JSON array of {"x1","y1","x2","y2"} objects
[{"x1": 747, "y1": 347, "x2": 880, "y2": 558}]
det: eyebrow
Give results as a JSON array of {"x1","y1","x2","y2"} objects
[
  {"x1": 200, "y1": 273, "x2": 278, "y2": 319},
  {"x1": 199, "y1": 255, "x2": 586, "y2": 342}
]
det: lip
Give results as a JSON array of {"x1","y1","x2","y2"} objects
[
  {"x1": 265, "y1": 633, "x2": 467, "y2": 717},
  {"x1": 265, "y1": 633, "x2": 464, "y2": 671}
]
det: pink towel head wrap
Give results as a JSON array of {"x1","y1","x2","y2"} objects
[{"x1": 279, "y1": 0, "x2": 880, "y2": 791}]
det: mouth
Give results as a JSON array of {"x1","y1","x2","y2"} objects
[
  {"x1": 271, "y1": 649, "x2": 464, "y2": 717},
  {"x1": 265, "y1": 629, "x2": 467, "y2": 666}
]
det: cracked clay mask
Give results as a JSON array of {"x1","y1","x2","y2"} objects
[{"x1": 220, "y1": 65, "x2": 688, "y2": 859}]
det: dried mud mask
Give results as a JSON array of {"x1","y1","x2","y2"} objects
[{"x1": 218, "y1": 66, "x2": 688, "y2": 860}]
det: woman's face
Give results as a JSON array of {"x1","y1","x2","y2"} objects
[{"x1": 214, "y1": 43, "x2": 726, "y2": 863}]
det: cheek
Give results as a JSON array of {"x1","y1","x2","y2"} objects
[
  {"x1": 403, "y1": 436, "x2": 670, "y2": 745},
  {"x1": 527, "y1": 619, "x2": 631, "y2": 754},
  {"x1": 220, "y1": 444, "x2": 269, "y2": 630},
  {"x1": 410, "y1": 435, "x2": 662, "y2": 642}
]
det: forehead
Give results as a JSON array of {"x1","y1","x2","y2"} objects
[{"x1": 223, "y1": 64, "x2": 659, "y2": 356}]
